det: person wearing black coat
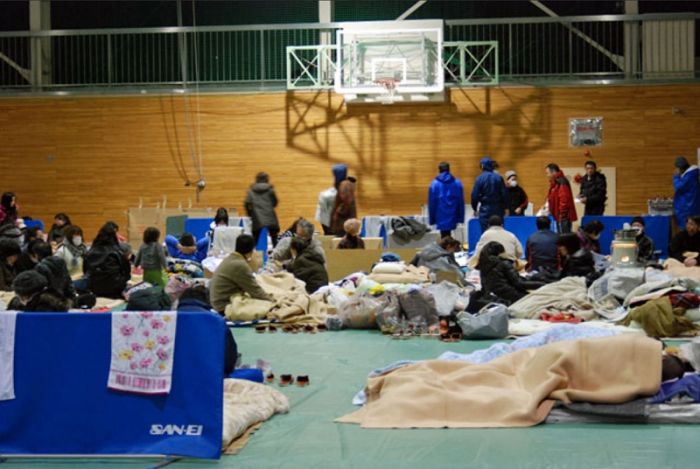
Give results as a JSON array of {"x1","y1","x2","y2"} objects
[
  {"x1": 29, "y1": 240, "x2": 75, "y2": 303},
  {"x1": 177, "y1": 285, "x2": 238, "y2": 376},
  {"x1": 558, "y1": 233, "x2": 599, "y2": 286},
  {"x1": 287, "y1": 237, "x2": 329, "y2": 294},
  {"x1": 477, "y1": 241, "x2": 544, "y2": 305},
  {"x1": 83, "y1": 224, "x2": 131, "y2": 298},
  {"x1": 669, "y1": 215, "x2": 700, "y2": 265},
  {"x1": 9, "y1": 270, "x2": 71, "y2": 312},
  {"x1": 0, "y1": 238, "x2": 21, "y2": 291},
  {"x1": 579, "y1": 160, "x2": 607, "y2": 216}
]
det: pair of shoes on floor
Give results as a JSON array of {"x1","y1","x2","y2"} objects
[
  {"x1": 281, "y1": 324, "x2": 327, "y2": 334},
  {"x1": 267, "y1": 373, "x2": 310, "y2": 387}
]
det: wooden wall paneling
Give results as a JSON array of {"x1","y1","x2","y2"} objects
[{"x1": 1, "y1": 84, "x2": 700, "y2": 241}]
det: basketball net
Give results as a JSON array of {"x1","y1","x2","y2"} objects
[{"x1": 374, "y1": 78, "x2": 399, "y2": 98}]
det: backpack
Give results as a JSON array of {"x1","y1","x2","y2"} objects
[{"x1": 390, "y1": 217, "x2": 429, "y2": 243}]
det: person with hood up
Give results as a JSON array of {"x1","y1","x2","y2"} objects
[
  {"x1": 331, "y1": 175, "x2": 357, "y2": 236},
  {"x1": 477, "y1": 241, "x2": 544, "y2": 305},
  {"x1": 410, "y1": 236, "x2": 464, "y2": 279},
  {"x1": 0, "y1": 238, "x2": 21, "y2": 291},
  {"x1": 316, "y1": 164, "x2": 348, "y2": 235},
  {"x1": 9, "y1": 270, "x2": 71, "y2": 312},
  {"x1": 544, "y1": 163, "x2": 577, "y2": 234},
  {"x1": 471, "y1": 157, "x2": 507, "y2": 232},
  {"x1": 673, "y1": 156, "x2": 700, "y2": 227},
  {"x1": 428, "y1": 161, "x2": 465, "y2": 238},
  {"x1": 245, "y1": 172, "x2": 281, "y2": 247},
  {"x1": 504, "y1": 170, "x2": 529, "y2": 216},
  {"x1": 287, "y1": 237, "x2": 329, "y2": 294}
]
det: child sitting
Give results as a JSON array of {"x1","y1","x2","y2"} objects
[
  {"x1": 337, "y1": 218, "x2": 365, "y2": 249},
  {"x1": 135, "y1": 227, "x2": 168, "y2": 287}
]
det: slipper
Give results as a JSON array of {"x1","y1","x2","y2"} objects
[
  {"x1": 255, "y1": 325, "x2": 266, "y2": 334},
  {"x1": 265, "y1": 373, "x2": 275, "y2": 383},
  {"x1": 296, "y1": 375, "x2": 310, "y2": 387},
  {"x1": 279, "y1": 374, "x2": 294, "y2": 386}
]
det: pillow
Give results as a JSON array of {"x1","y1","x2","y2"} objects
[{"x1": 371, "y1": 262, "x2": 406, "y2": 275}]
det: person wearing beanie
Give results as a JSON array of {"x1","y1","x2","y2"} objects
[
  {"x1": 504, "y1": 170, "x2": 529, "y2": 216},
  {"x1": 0, "y1": 238, "x2": 21, "y2": 291},
  {"x1": 631, "y1": 216, "x2": 655, "y2": 263},
  {"x1": 579, "y1": 160, "x2": 607, "y2": 216},
  {"x1": 208, "y1": 234, "x2": 273, "y2": 314},
  {"x1": 316, "y1": 164, "x2": 347, "y2": 235},
  {"x1": 9, "y1": 270, "x2": 70, "y2": 312},
  {"x1": 471, "y1": 157, "x2": 507, "y2": 232},
  {"x1": 428, "y1": 161, "x2": 466, "y2": 238},
  {"x1": 673, "y1": 156, "x2": 700, "y2": 227}
]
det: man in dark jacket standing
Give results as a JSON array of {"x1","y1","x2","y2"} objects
[
  {"x1": 471, "y1": 157, "x2": 507, "y2": 232},
  {"x1": 245, "y1": 172, "x2": 280, "y2": 247},
  {"x1": 545, "y1": 163, "x2": 577, "y2": 234},
  {"x1": 579, "y1": 160, "x2": 607, "y2": 216},
  {"x1": 504, "y1": 170, "x2": 529, "y2": 216},
  {"x1": 428, "y1": 162, "x2": 465, "y2": 238}
]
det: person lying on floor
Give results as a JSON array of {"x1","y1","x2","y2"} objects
[
  {"x1": 269, "y1": 218, "x2": 325, "y2": 270},
  {"x1": 209, "y1": 234, "x2": 273, "y2": 314},
  {"x1": 82, "y1": 223, "x2": 132, "y2": 299},
  {"x1": 165, "y1": 232, "x2": 208, "y2": 262},
  {"x1": 287, "y1": 237, "x2": 329, "y2": 294},
  {"x1": 0, "y1": 238, "x2": 21, "y2": 291},
  {"x1": 337, "y1": 218, "x2": 365, "y2": 249},
  {"x1": 477, "y1": 241, "x2": 545, "y2": 305},
  {"x1": 178, "y1": 285, "x2": 238, "y2": 375},
  {"x1": 9, "y1": 270, "x2": 71, "y2": 312},
  {"x1": 557, "y1": 233, "x2": 599, "y2": 285},
  {"x1": 410, "y1": 235, "x2": 464, "y2": 278},
  {"x1": 669, "y1": 215, "x2": 700, "y2": 266}
]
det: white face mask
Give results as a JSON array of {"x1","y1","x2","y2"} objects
[
  {"x1": 72, "y1": 236, "x2": 82, "y2": 246},
  {"x1": 509, "y1": 180, "x2": 518, "y2": 188}
]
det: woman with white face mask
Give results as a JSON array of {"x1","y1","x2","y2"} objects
[
  {"x1": 504, "y1": 170, "x2": 529, "y2": 216},
  {"x1": 54, "y1": 224, "x2": 88, "y2": 277}
]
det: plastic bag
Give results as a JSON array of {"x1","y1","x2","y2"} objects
[
  {"x1": 165, "y1": 274, "x2": 194, "y2": 301},
  {"x1": 457, "y1": 303, "x2": 508, "y2": 339},
  {"x1": 375, "y1": 291, "x2": 402, "y2": 334},
  {"x1": 338, "y1": 294, "x2": 383, "y2": 329},
  {"x1": 398, "y1": 287, "x2": 439, "y2": 326}
]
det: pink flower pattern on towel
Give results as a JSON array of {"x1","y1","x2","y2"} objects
[{"x1": 109, "y1": 311, "x2": 178, "y2": 395}]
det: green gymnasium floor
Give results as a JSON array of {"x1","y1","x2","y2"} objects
[{"x1": 4, "y1": 330, "x2": 699, "y2": 469}]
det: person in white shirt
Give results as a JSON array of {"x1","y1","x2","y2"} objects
[
  {"x1": 54, "y1": 224, "x2": 88, "y2": 277},
  {"x1": 469, "y1": 215, "x2": 523, "y2": 268}
]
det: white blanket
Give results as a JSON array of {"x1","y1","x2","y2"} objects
[
  {"x1": 108, "y1": 311, "x2": 178, "y2": 394},
  {"x1": 0, "y1": 311, "x2": 17, "y2": 401},
  {"x1": 222, "y1": 379, "x2": 290, "y2": 448}
]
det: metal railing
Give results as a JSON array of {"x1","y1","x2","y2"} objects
[{"x1": 0, "y1": 12, "x2": 698, "y2": 93}]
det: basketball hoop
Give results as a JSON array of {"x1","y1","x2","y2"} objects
[{"x1": 374, "y1": 78, "x2": 400, "y2": 98}]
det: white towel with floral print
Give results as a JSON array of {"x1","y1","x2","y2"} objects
[
  {"x1": 0, "y1": 311, "x2": 17, "y2": 401},
  {"x1": 108, "y1": 311, "x2": 178, "y2": 394}
]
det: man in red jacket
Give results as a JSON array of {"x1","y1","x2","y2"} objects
[{"x1": 545, "y1": 163, "x2": 577, "y2": 233}]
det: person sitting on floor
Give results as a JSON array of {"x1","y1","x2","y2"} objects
[
  {"x1": 477, "y1": 241, "x2": 544, "y2": 305},
  {"x1": 337, "y1": 218, "x2": 365, "y2": 249},
  {"x1": 9, "y1": 270, "x2": 71, "y2": 312},
  {"x1": 54, "y1": 224, "x2": 88, "y2": 277},
  {"x1": 209, "y1": 234, "x2": 273, "y2": 314},
  {"x1": 525, "y1": 216, "x2": 559, "y2": 272},
  {"x1": 206, "y1": 207, "x2": 230, "y2": 249},
  {"x1": 83, "y1": 223, "x2": 131, "y2": 299},
  {"x1": 469, "y1": 215, "x2": 523, "y2": 268},
  {"x1": 165, "y1": 231, "x2": 208, "y2": 262},
  {"x1": 0, "y1": 238, "x2": 21, "y2": 291},
  {"x1": 0, "y1": 192, "x2": 19, "y2": 227},
  {"x1": 558, "y1": 233, "x2": 597, "y2": 283},
  {"x1": 14, "y1": 238, "x2": 40, "y2": 274},
  {"x1": 628, "y1": 216, "x2": 656, "y2": 264},
  {"x1": 411, "y1": 236, "x2": 464, "y2": 278},
  {"x1": 177, "y1": 285, "x2": 238, "y2": 375},
  {"x1": 22, "y1": 225, "x2": 45, "y2": 250},
  {"x1": 576, "y1": 220, "x2": 604, "y2": 254},
  {"x1": 287, "y1": 237, "x2": 329, "y2": 294},
  {"x1": 31, "y1": 240, "x2": 75, "y2": 304},
  {"x1": 47, "y1": 212, "x2": 72, "y2": 245},
  {"x1": 135, "y1": 227, "x2": 168, "y2": 287},
  {"x1": 270, "y1": 218, "x2": 325, "y2": 269},
  {"x1": 669, "y1": 215, "x2": 700, "y2": 266}
]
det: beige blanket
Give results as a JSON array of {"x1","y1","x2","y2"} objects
[
  {"x1": 367, "y1": 265, "x2": 431, "y2": 284},
  {"x1": 508, "y1": 276, "x2": 596, "y2": 320},
  {"x1": 337, "y1": 334, "x2": 660, "y2": 428},
  {"x1": 664, "y1": 258, "x2": 700, "y2": 282},
  {"x1": 224, "y1": 272, "x2": 330, "y2": 324}
]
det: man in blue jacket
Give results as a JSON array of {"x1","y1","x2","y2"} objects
[
  {"x1": 673, "y1": 156, "x2": 700, "y2": 227},
  {"x1": 428, "y1": 162, "x2": 465, "y2": 238},
  {"x1": 471, "y1": 157, "x2": 507, "y2": 232}
]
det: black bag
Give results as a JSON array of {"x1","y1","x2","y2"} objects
[
  {"x1": 126, "y1": 286, "x2": 172, "y2": 311},
  {"x1": 391, "y1": 217, "x2": 429, "y2": 243}
]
